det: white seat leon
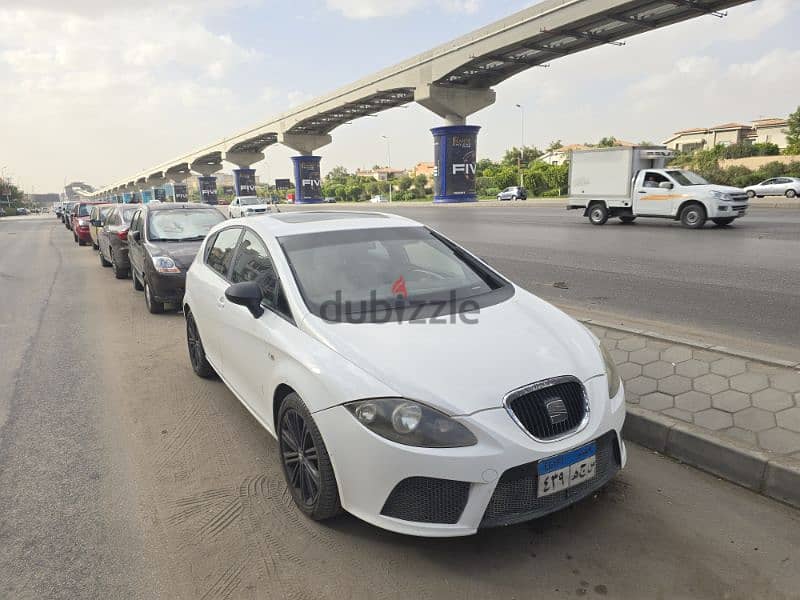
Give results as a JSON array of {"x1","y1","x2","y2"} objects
[{"x1": 183, "y1": 211, "x2": 626, "y2": 537}]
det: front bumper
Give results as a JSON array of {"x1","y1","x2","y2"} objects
[
  {"x1": 148, "y1": 270, "x2": 187, "y2": 304},
  {"x1": 711, "y1": 203, "x2": 748, "y2": 218},
  {"x1": 314, "y1": 376, "x2": 626, "y2": 537}
]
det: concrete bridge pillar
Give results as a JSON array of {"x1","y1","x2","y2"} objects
[
  {"x1": 225, "y1": 152, "x2": 263, "y2": 198},
  {"x1": 415, "y1": 85, "x2": 495, "y2": 203},
  {"x1": 280, "y1": 133, "x2": 332, "y2": 204},
  {"x1": 191, "y1": 160, "x2": 223, "y2": 205}
]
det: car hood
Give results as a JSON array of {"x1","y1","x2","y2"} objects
[
  {"x1": 148, "y1": 240, "x2": 203, "y2": 269},
  {"x1": 302, "y1": 290, "x2": 604, "y2": 415},
  {"x1": 690, "y1": 184, "x2": 745, "y2": 195}
]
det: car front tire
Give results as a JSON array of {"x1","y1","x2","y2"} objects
[
  {"x1": 746, "y1": 190, "x2": 756, "y2": 199},
  {"x1": 144, "y1": 281, "x2": 164, "y2": 314},
  {"x1": 680, "y1": 203, "x2": 707, "y2": 229},
  {"x1": 278, "y1": 393, "x2": 342, "y2": 521}
]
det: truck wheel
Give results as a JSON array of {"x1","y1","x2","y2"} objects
[
  {"x1": 786, "y1": 189, "x2": 797, "y2": 198},
  {"x1": 712, "y1": 218, "x2": 735, "y2": 227},
  {"x1": 680, "y1": 203, "x2": 706, "y2": 229},
  {"x1": 619, "y1": 216, "x2": 637, "y2": 224},
  {"x1": 588, "y1": 203, "x2": 609, "y2": 225}
]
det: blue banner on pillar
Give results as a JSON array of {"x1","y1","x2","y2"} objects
[
  {"x1": 198, "y1": 176, "x2": 218, "y2": 205},
  {"x1": 432, "y1": 125, "x2": 480, "y2": 203},
  {"x1": 122, "y1": 192, "x2": 133, "y2": 203},
  {"x1": 173, "y1": 184, "x2": 188, "y2": 203},
  {"x1": 141, "y1": 190, "x2": 154, "y2": 204},
  {"x1": 233, "y1": 169, "x2": 257, "y2": 197},
  {"x1": 291, "y1": 156, "x2": 323, "y2": 204}
]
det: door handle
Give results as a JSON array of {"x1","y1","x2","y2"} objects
[{"x1": 637, "y1": 191, "x2": 647, "y2": 194}]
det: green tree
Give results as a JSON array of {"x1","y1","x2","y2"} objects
[
  {"x1": 501, "y1": 146, "x2": 542, "y2": 167},
  {"x1": 598, "y1": 136, "x2": 618, "y2": 148},
  {"x1": 784, "y1": 106, "x2": 800, "y2": 155},
  {"x1": 547, "y1": 140, "x2": 562, "y2": 153},
  {"x1": 325, "y1": 166, "x2": 350, "y2": 182}
]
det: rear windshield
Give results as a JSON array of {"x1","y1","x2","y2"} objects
[{"x1": 147, "y1": 209, "x2": 225, "y2": 242}]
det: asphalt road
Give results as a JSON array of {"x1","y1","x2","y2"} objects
[
  {"x1": 1, "y1": 215, "x2": 799, "y2": 599},
  {"x1": 345, "y1": 204, "x2": 800, "y2": 352}
]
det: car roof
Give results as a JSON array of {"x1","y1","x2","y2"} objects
[
  {"x1": 141, "y1": 202, "x2": 221, "y2": 212},
  {"x1": 231, "y1": 210, "x2": 421, "y2": 238}
]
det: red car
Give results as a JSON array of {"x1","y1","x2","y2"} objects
[{"x1": 72, "y1": 202, "x2": 102, "y2": 246}]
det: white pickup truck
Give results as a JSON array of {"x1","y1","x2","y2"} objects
[{"x1": 566, "y1": 146, "x2": 749, "y2": 228}]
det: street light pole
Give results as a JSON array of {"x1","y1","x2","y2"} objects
[
  {"x1": 515, "y1": 104, "x2": 525, "y2": 188},
  {"x1": 382, "y1": 135, "x2": 392, "y2": 202}
]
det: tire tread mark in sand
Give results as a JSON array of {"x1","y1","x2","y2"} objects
[
  {"x1": 199, "y1": 559, "x2": 248, "y2": 600},
  {"x1": 152, "y1": 401, "x2": 205, "y2": 475},
  {"x1": 196, "y1": 497, "x2": 243, "y2": 540},
  {"x1": 167, "y1": 488, "x2": 234, "y2": 527}
]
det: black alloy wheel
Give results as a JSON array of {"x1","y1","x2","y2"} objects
[
  {"x1": 278, "y1": 394, "x2": 341, "y2": 520},
  {"x1": 186, "y1": 312, "x2": 215, "y2": 378}
]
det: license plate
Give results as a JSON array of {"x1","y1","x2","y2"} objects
[{"x1": 537, "y1": 442, "x2": 597, "y2": 498}]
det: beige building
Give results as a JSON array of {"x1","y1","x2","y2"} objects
[
  {"x1": 663, "y1": 118, "x2": 789, "y2": 152},
  {"x1": 410, "y1": 162, "x2": 435, "y2": 180},
  {"x1": 538, "y1": 141, "x2": 634, "y2": 166},
  {"x1": 355, "y1": 167, "x2": 407, "y2": 181}
]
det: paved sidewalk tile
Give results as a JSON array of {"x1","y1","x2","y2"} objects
[{"x1": 590, "y1": 324, "x2": 800, "y2": 458}]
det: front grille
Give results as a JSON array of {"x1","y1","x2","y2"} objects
[
  {"x1": 381, "y1": 477, "x2": 470, "y2": 524},
  {"x1": 506, "y1": 378, "x2": 587, "y2": 440},
  {"x1": 731, "y1": 194, "x2": 749, "y2": 203},
  {"x1": 481, "y1": 431, "x2": 620, "y2": 528}
]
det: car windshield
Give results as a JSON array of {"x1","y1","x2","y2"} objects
[
  {"x1": 666, "y1": 170, "x2": 709, "y2": 186},
  {"x1": 147, "y1": 209, "x2": 225, "y2": 242},
  {"x1": 239, "y1": 197, "x2": 261, "y2": 206},
  {"x1": 78, "y1": 204, "x2": 93, "y2": 216},
  {"x1": 279, "y1": 226, "x2": 507, "y2": 320}
]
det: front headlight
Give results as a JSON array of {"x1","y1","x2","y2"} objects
[
  {"x1": 600, "y1": 343, "x2": 621, "y2": 398},
  {"x1": 346, "y1": 398, "x2": 477, "y2": 448},
  {"x1": 711, "y1": 191, "x2": 732, "y2": 201},
  {"x1": 152, "y1": 256, "x2": 181, "y2": 273}
]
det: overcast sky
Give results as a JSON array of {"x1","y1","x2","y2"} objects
[{"x1": 1, "y1": 0, "x2": 798, "y2": 193}]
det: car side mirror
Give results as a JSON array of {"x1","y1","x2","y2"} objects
[
  {"x1": 131, "y1": 230, "x2": 141, "y2": 242},
  {"x1": 659, "y1": 181, "x2": 674, "y2": 190},
  {"x1": 225, "y1": 282, "x2": 264, "y2": 318}
]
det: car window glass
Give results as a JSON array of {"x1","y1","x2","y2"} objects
[
  {"x1": 230, "y1": 231, "x2": 288, "y2": 315},
  {"x1": 122, "y1": 207, "x2": 138, "y2": 224},
  {"x1": 206, "y1": 228, "x2": 242, "y2": 278},
  {"x1": 148, "y1": 209, "x2": 225, "y2": 242}
]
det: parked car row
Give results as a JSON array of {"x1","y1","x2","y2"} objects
[{"x1": 64, "y1": 204, "x2": 627, "y2": 537}]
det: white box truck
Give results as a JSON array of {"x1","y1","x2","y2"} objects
[{"x1": 566, "y1": 146, "x2": 749, "y2": 228}]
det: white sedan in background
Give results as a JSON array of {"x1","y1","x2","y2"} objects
[
  {"x1": 745, "y1": 177, "x2": 799, "y2": 199},
  {"x1": 182, "y1": 211, "x2": 626, "y2": 537},
  {"x1": 228, "y1": 195, "x2": 274, "y2": 218}
]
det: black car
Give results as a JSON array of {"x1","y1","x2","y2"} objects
[
  {"x1": 128, "y1": 203, "x2": 226, "y2": 313},
  {"x1": 64, "y1": 202, "x2": 78, "y2": 229},
  {"x1": 97, "y1": 204, "x2": 140, "y2": 279}
]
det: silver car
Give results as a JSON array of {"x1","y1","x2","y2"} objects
[{"x1": 745, "y1": 177, "x2": 799, "y2": 199}]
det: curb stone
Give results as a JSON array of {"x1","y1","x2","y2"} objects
[
  {"x1": 579, "y1": 317, "x2": 800, "y2": 369},
  {"x1": 623, "y1": 408, "x2": 800, "y2": 509},
  {"x1": 583, "y1": 317, "x2": 800, "y2": 508}
]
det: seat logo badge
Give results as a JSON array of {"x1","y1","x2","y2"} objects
[{"x1": 544, "y1": 398, "x2": 569, "y2": 425}]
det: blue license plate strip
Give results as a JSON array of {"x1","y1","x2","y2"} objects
[{"x1": 537, "y1": 442, "x2": 597, "y2": 476}]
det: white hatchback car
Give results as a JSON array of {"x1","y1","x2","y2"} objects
[{"x1": 183, "y1": 211, "x2": 626, "y2": 537}]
